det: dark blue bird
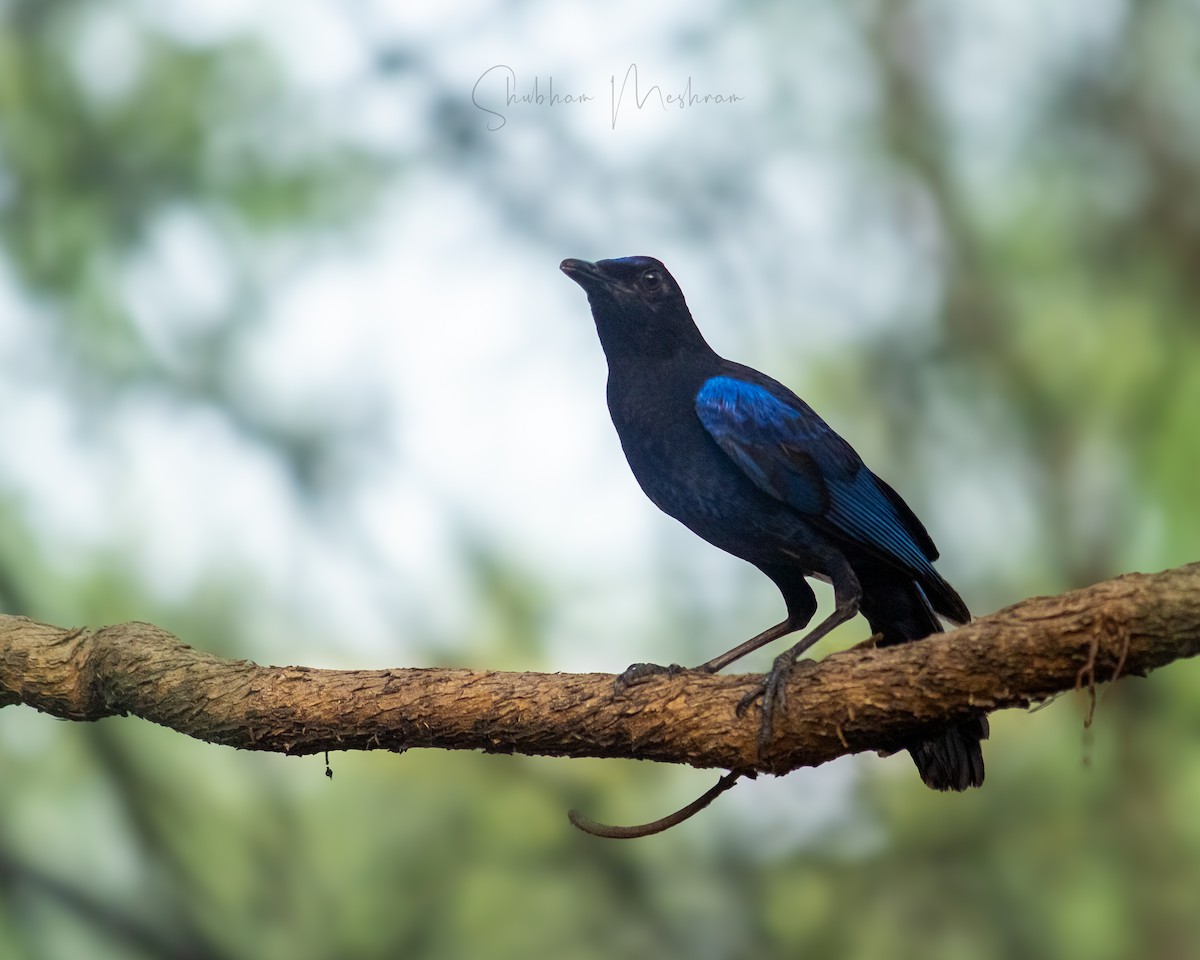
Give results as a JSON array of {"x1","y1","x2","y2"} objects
[{"x1": 562, "y1": 255, "x2": 986, "y2": 791}]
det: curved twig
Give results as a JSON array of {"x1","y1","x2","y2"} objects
[{"x1": 568, "y1": 771, "x2": 747, "y2": 839}]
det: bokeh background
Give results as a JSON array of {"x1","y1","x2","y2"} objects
[{"x1": 2, "y1": 1, "x2": 1199, "y2": 957}]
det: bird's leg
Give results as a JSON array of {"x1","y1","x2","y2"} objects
[
  {"x1": 615, "y1": 572, "x2": 814, "y2": 694},
  {"x1": 742, "y1": 565, "x2": 862, "y2": 755},
  {"x1": 694, "y1": 618, "x2": 801, "y2": 674},
  {"x1": 616, "y1": 614, "x2": 801, "y2": 694},
  {"x1": 692, "y1": 568, "x2": 819, "y2": 675}
]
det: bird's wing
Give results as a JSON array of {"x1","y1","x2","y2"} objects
[{"x1": 695, "y1": 375, "x2": 938, "y2": 571}]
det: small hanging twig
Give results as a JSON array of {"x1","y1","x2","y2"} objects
[{"x1": 568, "y1": 771, "x2": 746, "y2": 839}]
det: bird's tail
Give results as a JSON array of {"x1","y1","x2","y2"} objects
[
  {"x1": 857, "y1": 568, "x2": 988, "y2": 791},
  {"x1": 907, "y1": 714, "x2": 989, "y2": 791}
]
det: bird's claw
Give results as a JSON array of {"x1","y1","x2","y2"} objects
[
  {"x1": 735, "y1": 683, "x2": 764, "y2": 718},
  {"x1": 736, "y1": 652, "x2": 798, "y2": 755},
  {"x1": 757, "y1": 654, "x2": 795, "y2": 754},
  {"x1": 614, "y1": 661, "x2": 684, "y2": 695}
]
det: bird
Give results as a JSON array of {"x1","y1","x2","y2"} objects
[{"x1": 561, "y1": 255, "x2": 987, "y2": 791}]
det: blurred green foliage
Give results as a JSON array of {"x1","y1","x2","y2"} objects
[{"x1": 2, "y1": 1, "x2": 1200, "y2": 958}]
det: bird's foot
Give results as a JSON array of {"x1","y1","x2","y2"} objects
[
  {"x1": 614, "y1": 661, "x2": 685, "y2": 695},
  {"x1": 736, "y1": 652, "x2": 806, "y2": 756}
]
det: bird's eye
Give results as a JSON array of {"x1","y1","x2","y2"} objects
[{"x1": 641, "y1": 270, "x2": 662, "y2": 288}]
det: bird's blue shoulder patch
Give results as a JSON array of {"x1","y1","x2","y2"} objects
[
  {"x1": 696, "y1": 376, "x2": 829, "y2": 514},
  {"x1": 696, "y1": 376, "x2": 833, "y2": 446},
  {"x1": 696, "y1": 376, "x2": 797, "y2": 433}
]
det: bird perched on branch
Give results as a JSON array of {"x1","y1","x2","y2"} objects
[{"x1": 561, "y1": 255, "x2": 987, "y2": 792}]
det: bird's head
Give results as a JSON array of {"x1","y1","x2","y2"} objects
[{"x1": 560, "y1": 256, "x2": 709, "y2": 361}]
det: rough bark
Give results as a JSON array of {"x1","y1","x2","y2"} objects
[{"x1": 1, "y1": 563, "x2": 1198, "y2": 775}]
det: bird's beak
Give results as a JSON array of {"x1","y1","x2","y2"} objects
[{"x1": 560, "y1": 258, "x2": 611, "y2": 293}]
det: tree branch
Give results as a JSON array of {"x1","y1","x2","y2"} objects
[{"x1": 2, "y1": 563, "x2": 1198, "y2": 776}]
